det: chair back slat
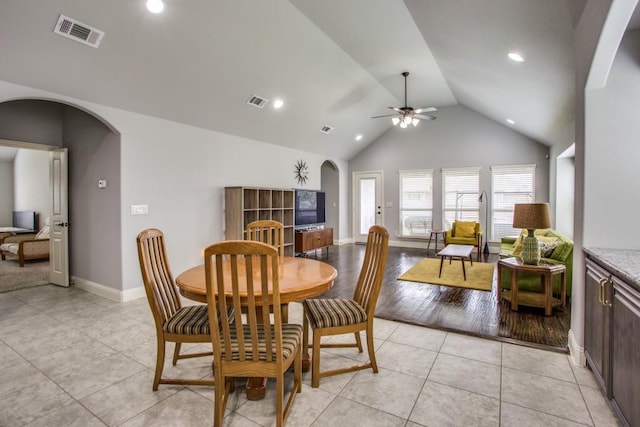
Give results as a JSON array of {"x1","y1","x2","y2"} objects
[
  {"x1": 246, "y1": 220, "x2": 285, "y2": 259},
  {"x1": 137, "y1": 229, "x2": 182, "y2": 327},
  {"x1": 353, "y1": 225, "x2": 389, "y2": 316},
  {"x1": 205, "y1": 240, "x2": 282, "y2": 365}
]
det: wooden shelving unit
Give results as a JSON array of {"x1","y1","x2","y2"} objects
[{"x1": 224, "y1": 187, "x2": 295, "y2": 256}]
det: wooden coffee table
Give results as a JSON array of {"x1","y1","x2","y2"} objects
[{"x1": 437, "y1": 244, "x2": 475, "y2": 280}]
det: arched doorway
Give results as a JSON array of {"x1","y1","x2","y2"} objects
[
  {"x1": 0, "y1": 99, "x2": 122, "y2": 292},
  {"x1": 320, "y1": 160, "x2": 340, "y2": 242}
]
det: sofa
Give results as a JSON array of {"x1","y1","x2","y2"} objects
[
  {"x1": 499, "y1": 229, "x2": 574, "y2": 296},
  {"x1": 0, "y1": 220, "x2": 50, "y2": 267}
]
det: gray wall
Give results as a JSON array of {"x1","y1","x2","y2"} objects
[
  {"x1": 63, "y1": 107, "x2": 121, "y2": 290},
  {"x1": 0, "y1": 100, "x2": 63, "y2": 145},
  {"x1": 321, "y1": 160, "x2": 340, "y2": 238},
  {"x1": 0, "y1": 161, "x2": 12, "y2": 224},
  {"x1": 585, "y1": 29, "x2": 640, "y2": 249},
  {"x1": 349, "y1": 105, "x2": 550, "y2": 242}
]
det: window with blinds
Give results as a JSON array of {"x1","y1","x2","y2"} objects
[
  {"x1": 491, "y1": 164, "x2": 536, "y2": 240},
  {"x1": 442, "y1": 167, "x2": 480, "y2": 229},
  {"x1": 399, "y1": 170, "x2": 433, "y2": 237}
]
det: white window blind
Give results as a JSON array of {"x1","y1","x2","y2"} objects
[
  {"x1": 399, "y1": 169, "x2": 433, "y2": 237},
  {"x1": 491, "y1": 164, "x2": 536, "y2": 240},
  {"x1": 442, "y1": 167, "x2": 480, "y2": 229}
]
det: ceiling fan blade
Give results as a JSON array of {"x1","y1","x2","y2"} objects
[
  {"x1": 371, "y1": 114, "x2": 401, "y2": 119},
  {"x1": 389, "y1": 107, "x2": 403, "y2": 113},
  {"x1": 414, "y1": 114, "x2": 437, "y2": 121},
  {"x1": 415, "y1": 107, "x2": 437, "y2": 113}
]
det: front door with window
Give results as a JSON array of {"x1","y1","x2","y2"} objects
[{"x1": 353, "y1": 171, "x2": 383, "y2": 244}]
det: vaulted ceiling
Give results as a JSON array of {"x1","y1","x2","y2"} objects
[{"x1": 0, "y1": 0, "x2": 591, "y2": 161}]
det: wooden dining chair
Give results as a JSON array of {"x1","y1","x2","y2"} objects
[
  {"x1": 246, "y1": 220, "x2": 285, "y2": 259},
  {"x1": 204, "y1": 240, "x2": 302, "y2": 427},
  {"x1": 302, "y1": 225, "x2": 389, "y2": 387},
  {"x1": 246, "y1": 219, "x2": 289, "y2": 321},
  {"x1": 136, "y1": 228, "x2": 233, "y2": 390}
]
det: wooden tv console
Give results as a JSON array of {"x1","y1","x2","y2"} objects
[{"x1": 295, "y1": 227, "x2": 333, "y2": 256}]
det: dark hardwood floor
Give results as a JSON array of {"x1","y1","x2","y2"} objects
[{"x1": 308, "y1": 243, "x2": 570, "y2": 353}]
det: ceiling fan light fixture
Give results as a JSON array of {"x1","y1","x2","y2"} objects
[
  {"x1": 402, "y1": 115, "x2": 412, "y2": 125},
  {"x1": 399, "y1": 121, "x2": 408, "y2": 129},
  {"x1": 392, "y1": 117, "x2": 400, "y2": 126},
  {"x1": 412, "y1": 118, "x2": 419, "y2": 126}
]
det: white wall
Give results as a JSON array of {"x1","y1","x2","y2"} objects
[
  {"x1": 555, "y1": 154, "x2": 575, "y2": 238},
  {"x1": 0, "y1": 80, "x2": 348, "y2": 294},
  {"x1": 0, "y1": 161, "x2": 12, "y2": 224},
  {"x1": 349, "y1": 105, "x2": 550, "y2": 244},
  {"x1": 585, "y1": 28, "x2": 640, "y2": 249},
  {"x1": 13, "y1": 149, "x2": 50, "y2": 227}
]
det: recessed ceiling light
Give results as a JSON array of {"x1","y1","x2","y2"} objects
[
  {"x1": 508, "y1": 52, "x2": 524, "y2": 62},
  {"x1": 146, "y1": 0, "x2": 164, "y2": 13},
  {"x1": 506, "y1": 118, "x2": 515, "y2": 125},
  {"x1": 273, "y1": 99, "x2": 284, "y2": 109},
  {"x1": 355, "y1": 134, "x2": 363, "y2": 141}
]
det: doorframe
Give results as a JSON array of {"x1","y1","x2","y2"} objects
[
  {"x1": 352, "y1": 170, "x2": 384, "y2": 244},
  {"x1": 0, "y1": 138, "x2": 69, "y2": 284}
]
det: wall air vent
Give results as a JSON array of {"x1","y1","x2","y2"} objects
[
  {"x1": 320, "y1": 125, "x2": 334, "y2": 134},
  {"x1": 53, "y1": 14, "x2": 104, "y2": 48},
  {"x1": 246, "y1": 95, "x2": 268, "y2": 109}
]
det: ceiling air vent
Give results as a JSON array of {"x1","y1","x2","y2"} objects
[
  {"x1": 320, "y1": 125, "x2": 334, "y2": 134},
  {"x1": 53, "y1": 14, "x2": 104, "y2": 48},
  {"x1": 246, "y1": 95, "x2": 268, "y2": 109}
]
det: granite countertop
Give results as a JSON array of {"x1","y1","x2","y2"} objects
[{"x1": 583, "y1": 248, "x2": 640, "y2": 288}]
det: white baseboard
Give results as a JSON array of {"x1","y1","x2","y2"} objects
[
  {"x1": 73, "y1": 276, "x2": 145, "y2": 302},
  {"x1": 389, "y1": 239, "x2": 428, "y2": 249},
  {"x1": 568, "y1": 328, "x2": 586, "y2": 366}
]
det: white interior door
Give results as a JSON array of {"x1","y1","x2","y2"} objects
[
  {"x1": 49, "y1": 148, "x2": 69, "y2": 287},
  {"x1": 353, "y1": 171, "x2": 383, "y2": 244}
]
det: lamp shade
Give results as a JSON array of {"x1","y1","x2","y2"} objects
[{"x1": 512, "y1": 203, "x2": 552, "y2": 230}]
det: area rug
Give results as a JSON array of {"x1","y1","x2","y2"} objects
[
  {"x1": 397, "y1": 258, "x2": 495, "y2": 291},
  {"x1": 0, "y1": 260, "x2": 50, "y2": 293}
]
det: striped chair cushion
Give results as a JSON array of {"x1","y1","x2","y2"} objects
[
  {"x1": 220, "y1": 324, "x2": 302, "y2": 361},
  {"x1": 163, "y1": 304, "x2": 234, "y2": 335},
  {"x1": 302, "y1": 298, "x2": 367, "y2": 329}
]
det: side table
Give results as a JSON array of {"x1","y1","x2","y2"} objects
[
  {"x1": 497, "y1": 257, "x2": 566, "y2": 316},
  {"x1": 427, "y1": 230, "x2": 445, "y2": 253}
]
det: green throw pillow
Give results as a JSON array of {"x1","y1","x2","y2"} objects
[{"x1": 549, "y1": 241, "x2": 572, "y2": 261}]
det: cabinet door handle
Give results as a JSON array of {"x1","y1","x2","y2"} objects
[
  {"x1": 598, "y1": 278, "x2": 606, "y2": 304},
  {"x1": 602, "y1": 278, "x2": 612, "y2": 307},
  {"x1": 599, "y1": 278, "x2": 613, "y2": 307}
]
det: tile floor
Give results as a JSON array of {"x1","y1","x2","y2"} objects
[{"x1": 0, "y1": 285, "x2": 622, "y2": 427}]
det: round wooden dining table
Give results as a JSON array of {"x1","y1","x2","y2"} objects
[{"x1": 175, "y1": 256, "x2": 337, "y2": 400}]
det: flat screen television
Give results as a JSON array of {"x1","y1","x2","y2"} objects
[{"x1": 295, "y1": 189, "x2": 326, "y2": 227}]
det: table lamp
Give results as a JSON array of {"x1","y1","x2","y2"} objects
[{"x1": 512, "y1": 203, "x2": 551, "y2": 265}]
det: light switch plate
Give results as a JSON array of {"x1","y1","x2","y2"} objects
[{"x1": 130, "y1": 204, "x2": 148, "y2": 215}]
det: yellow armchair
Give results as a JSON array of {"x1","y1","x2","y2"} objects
[{"x1": 444, "y1": 221, "x2": 482, "y2": 260}]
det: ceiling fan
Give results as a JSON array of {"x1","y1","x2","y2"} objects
[{"x1": 372, "y1": 71, "x2": 437, "y2": 127}]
